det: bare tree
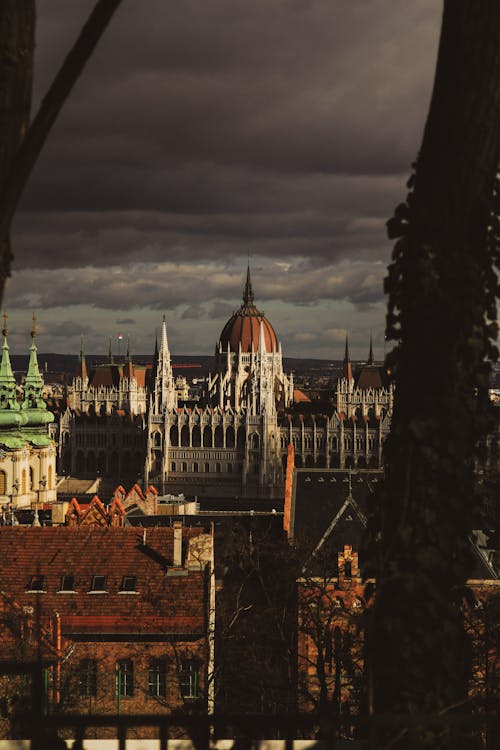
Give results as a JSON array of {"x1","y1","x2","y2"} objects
[{"x1": 0, "y1": 0, "x2": 123, "y2": 304}]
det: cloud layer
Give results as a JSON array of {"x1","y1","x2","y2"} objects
[{"x1": 7, "y1": 0, "x2": 442, "y2": 358}]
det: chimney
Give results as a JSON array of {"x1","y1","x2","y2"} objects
[{"x1": 173, "y1": 520, "x2": 183, "y2": 567}]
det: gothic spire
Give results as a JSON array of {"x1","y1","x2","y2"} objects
[
  {"x1": 342, "y1": 334, "x2": 353, "y2": 382},
  {"x1": 153, "y1": 315, "x2": 176, "y2": 413},
  {"x1": 368, "y1": 333, "x2": 375, "y2": 365},
  {"x1": 79, "y1": 335, "x2": 88, "y2": 380},
  {"x1": 0, "y1": 312, "x2": 17, "y2": 406},
  {"x1": 243, "y1": 263, "x2": 254, "y2": 305},
  {"x1": 23, "y1": 314, "x2": 46, "y2": 410}
]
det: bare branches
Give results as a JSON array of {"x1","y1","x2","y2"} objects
[{"x1": 0, "y1": 0, "x2": 124, "y2": 302}]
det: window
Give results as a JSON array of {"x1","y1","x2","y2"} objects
[
  {"x1": 90, "y1": 575, "x2": 107, "y2": 592},
  {"x1": 120, "y1": 575, "x2": 137, "y2": 592},
  {"x1": 178, "y1": 660, "x2": 199, "y2": 700},
  {"x1": 26, "y1": 575, "x2": 45, "y2": 592},
  {"x1": 21, "y1": 469, "x2": 26, "y2": 495},
  {"x1": 181, "y1": 462, "x2": 187, "y2": 472},
  {"x1": 344, "y1": 560, "x2": 352, "y2": 579},
  {"x1": 148, "y1": 659, "x2": 167, "y2": 697},
  {"x1": 116, "y1": 659, "x2": 134, "y2": 697},
  {"x1": 215, "y1": 463, "x2": 221, "y2": 473},
  {"x1": 204, "y1": 462, "x2": 210, "y2": 473},
  {"x1": 193, "y1": 462, "x2": 198, "y2": 473},
  {"x1": 59, "y1": 575, "x2": 75, "y2": 592},
  {"x1": 171, "y1": 462, "x2": 176, "y2": 472},
  {"x1": 79, "y1": 659, "x2": 97, "y2": 697},
  {"x1": 0, "y1": 470, "x2": 6, "y2": 495}
]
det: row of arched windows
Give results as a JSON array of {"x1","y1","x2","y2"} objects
[
  {"x1": 162, "y1": 425, "x2": 251, "y2": 450},
  {"x1": 0, "y1": 465, "x2": 54, "y2": 495}
]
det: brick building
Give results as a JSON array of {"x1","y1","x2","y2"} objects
[
  {"x1": 283, "y1": 447, "x2": 499, "y2": 729},
  {"x1": 0, "y1": 525, "x2": 214, "y2": 739}
]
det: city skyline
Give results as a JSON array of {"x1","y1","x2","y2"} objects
[{"x1": 5, "y1": 1, "x2": 442, "y2": 357}]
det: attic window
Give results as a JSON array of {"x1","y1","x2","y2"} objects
[
  {"x1": 27, "y1": 575, "x2": 45, "y2": 592},
  {"x1": 90, "y1": 575, "x2": 107, "y2": 592},
  {"x1": 120, "y1": 575, "x2": 137, "y2": 592},
  {"x1": 59, "y1": 575, "x2": 75, "y2": 592}
]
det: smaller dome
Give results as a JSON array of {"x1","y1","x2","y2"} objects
[{"x1": 218, "y1": 267, "x2": 278, "y2": 353}]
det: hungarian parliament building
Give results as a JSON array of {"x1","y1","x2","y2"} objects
[{"x1": 55, "y1": 269, "x2": 393, "y2": 498}]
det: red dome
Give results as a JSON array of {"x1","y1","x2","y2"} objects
[{"x1": 219, "y1": 267, "x2": 278, "y2": 353}]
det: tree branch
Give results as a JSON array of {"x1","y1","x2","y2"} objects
[{"x1": 0, "y1": 0, "x2": 124, "y2": 290}]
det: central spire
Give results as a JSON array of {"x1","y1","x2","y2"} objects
[{"x1": 243, "y1": 263, "x2": 254, "y2": 305}]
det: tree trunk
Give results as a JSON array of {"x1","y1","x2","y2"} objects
[
  {"x1": 0, "y1": 0, "x2": 36, "y2": 301},
  {"x1": 365, "y1": 0, "x2": 500, "y2": 745}
]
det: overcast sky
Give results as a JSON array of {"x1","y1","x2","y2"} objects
[{"x1": 6, "y1": 0, "x2": 442, "y2": 359}]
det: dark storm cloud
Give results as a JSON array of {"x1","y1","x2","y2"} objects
[{"x1": 8, "y1": 1, "x2": 442, "y2": 356}]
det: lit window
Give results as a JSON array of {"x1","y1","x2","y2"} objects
[
  {"x1": 79, "y1": 659, "x2": 97, "y2": 697},
  {"x1": 148, "y1": 659, "x2": 167, "y2": 697},
  {"x1": 120, "y1": 575, "x2": 137, "y2": 592},
  {"x1": 59, "y1": 575, "x2": 75, "y2": 592},
  {"x1": 90, "y1": 575, "x2": 107, "y2": 592},
  {"x1": 116, "y1": 659, "x2": 134, "y2": 697},
  {"x1": 27, "y1": 575, "x2": 45, "y2": 592},
  {"x1": 178, "y1": 660, "x2": 199, "y2": 700}
]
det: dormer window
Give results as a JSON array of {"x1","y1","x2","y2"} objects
[
  {"x1": 59, "y1": 575, "x2": 75, "y2": 592},
  {"x1": 90, "y1": 575, "x2": 107, "y2": 592},
  {"x1": 27, "y1": 575, "x2": 45, "y2": 592},
  {"x1": 120, "y1": 576, "x2": 137, "y2": 593}
]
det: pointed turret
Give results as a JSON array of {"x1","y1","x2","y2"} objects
[
  {"x1": 0, "y1": 313, "x2": 18, "y2": 410},
  {"x1": 21, "y1": 314, "x2": 53, "y2": 426},
  {"x1": 258, "y1": 320, "x2": 267, "y2": 354},
  {"x1": 125, "y1": 336, "x2": 134, "y2": 379},
  {"x1": 243, "y1": 263, "x2": 254, "y2": 305},
  {"x1": 153, "y1": 315, "x2": 176, "y2": 413},
  {"x1": 368, "y1": 334, "x2": 375, "y2": 365},
  {"x1": 79, "y1": 335, "x2": 88, "y2": 380},
  {"x1": 342, "y1": 335, "x2": 353, "y2": 382}
]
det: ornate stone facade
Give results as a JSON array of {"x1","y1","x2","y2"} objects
[
  {"x1": 57, "y1": 268, "x2": 393, "y2": 498},
  {"x1": 0, "y1": 318, "x2": 57, "y2": 511}
]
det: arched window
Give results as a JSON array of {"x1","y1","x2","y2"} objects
[
  {"x1": 29, "y1": 467, "x2": 34, "y2": 491},
  {"x1": 21, "y1": 469, "x2": 27, "y2": 495},
  {"x1": 203, "y1": 426, "x2": 212, "y2": 447},
  {"x1": 226, "y1": 426, "x2": 235, "y2": 448},
  {"x1": 237, "y1": 426, "x2": 246, "y2": 449},
  {"x1": 0, "y1": 470, "x2": 6, "y2": 495},
  {"x1": 48, "y1": 465, "x2": 53, "y2": 490},
  {"x1": 153, "y1": 432, "x2": 162, "y2": 447},
  {"x1": 214, "y1": 425, "x2": 224, "y2": 448},
  {"x1": 180, "y1": 425, "x2": 190, "y2": 447},
  {"x1": 204, "y1": 462, "x2": 210, "y2": 473},
  {"x1": 251, "y1": 433, "x2": 260, "y2": 450},
  {"x1": 170, "y1": 426, "x2": 179, "y2": 446},
  {"x1": 192, "y1": 425, "x2": 201, "y2": 447}
]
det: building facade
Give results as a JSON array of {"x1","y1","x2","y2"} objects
[
  {"x1": 56, "y1": 268, "x2": 393, "y2": 498},
  {"x1": 0, "y1": 319, "x2": 57, "y2": 511}
]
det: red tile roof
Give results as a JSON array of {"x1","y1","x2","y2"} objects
[{"x1": 0, "y1": 527, "x2": 208, "y2": 642}]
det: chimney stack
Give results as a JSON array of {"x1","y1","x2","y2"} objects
[{"x1": 173, "y1": 519, "x2": 183, "y2": 567}]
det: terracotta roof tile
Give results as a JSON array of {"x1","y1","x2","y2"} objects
[{"x1": 0, "y1": 527, "x2": 208, "y2": 643}]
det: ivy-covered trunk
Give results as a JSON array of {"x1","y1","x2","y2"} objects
[
  {"x1": 365, "y1": 1, "x2": 500, "y2": 745},
  {"x1": 0, "y1": 0, "x2": 36, "y2": 302}
]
